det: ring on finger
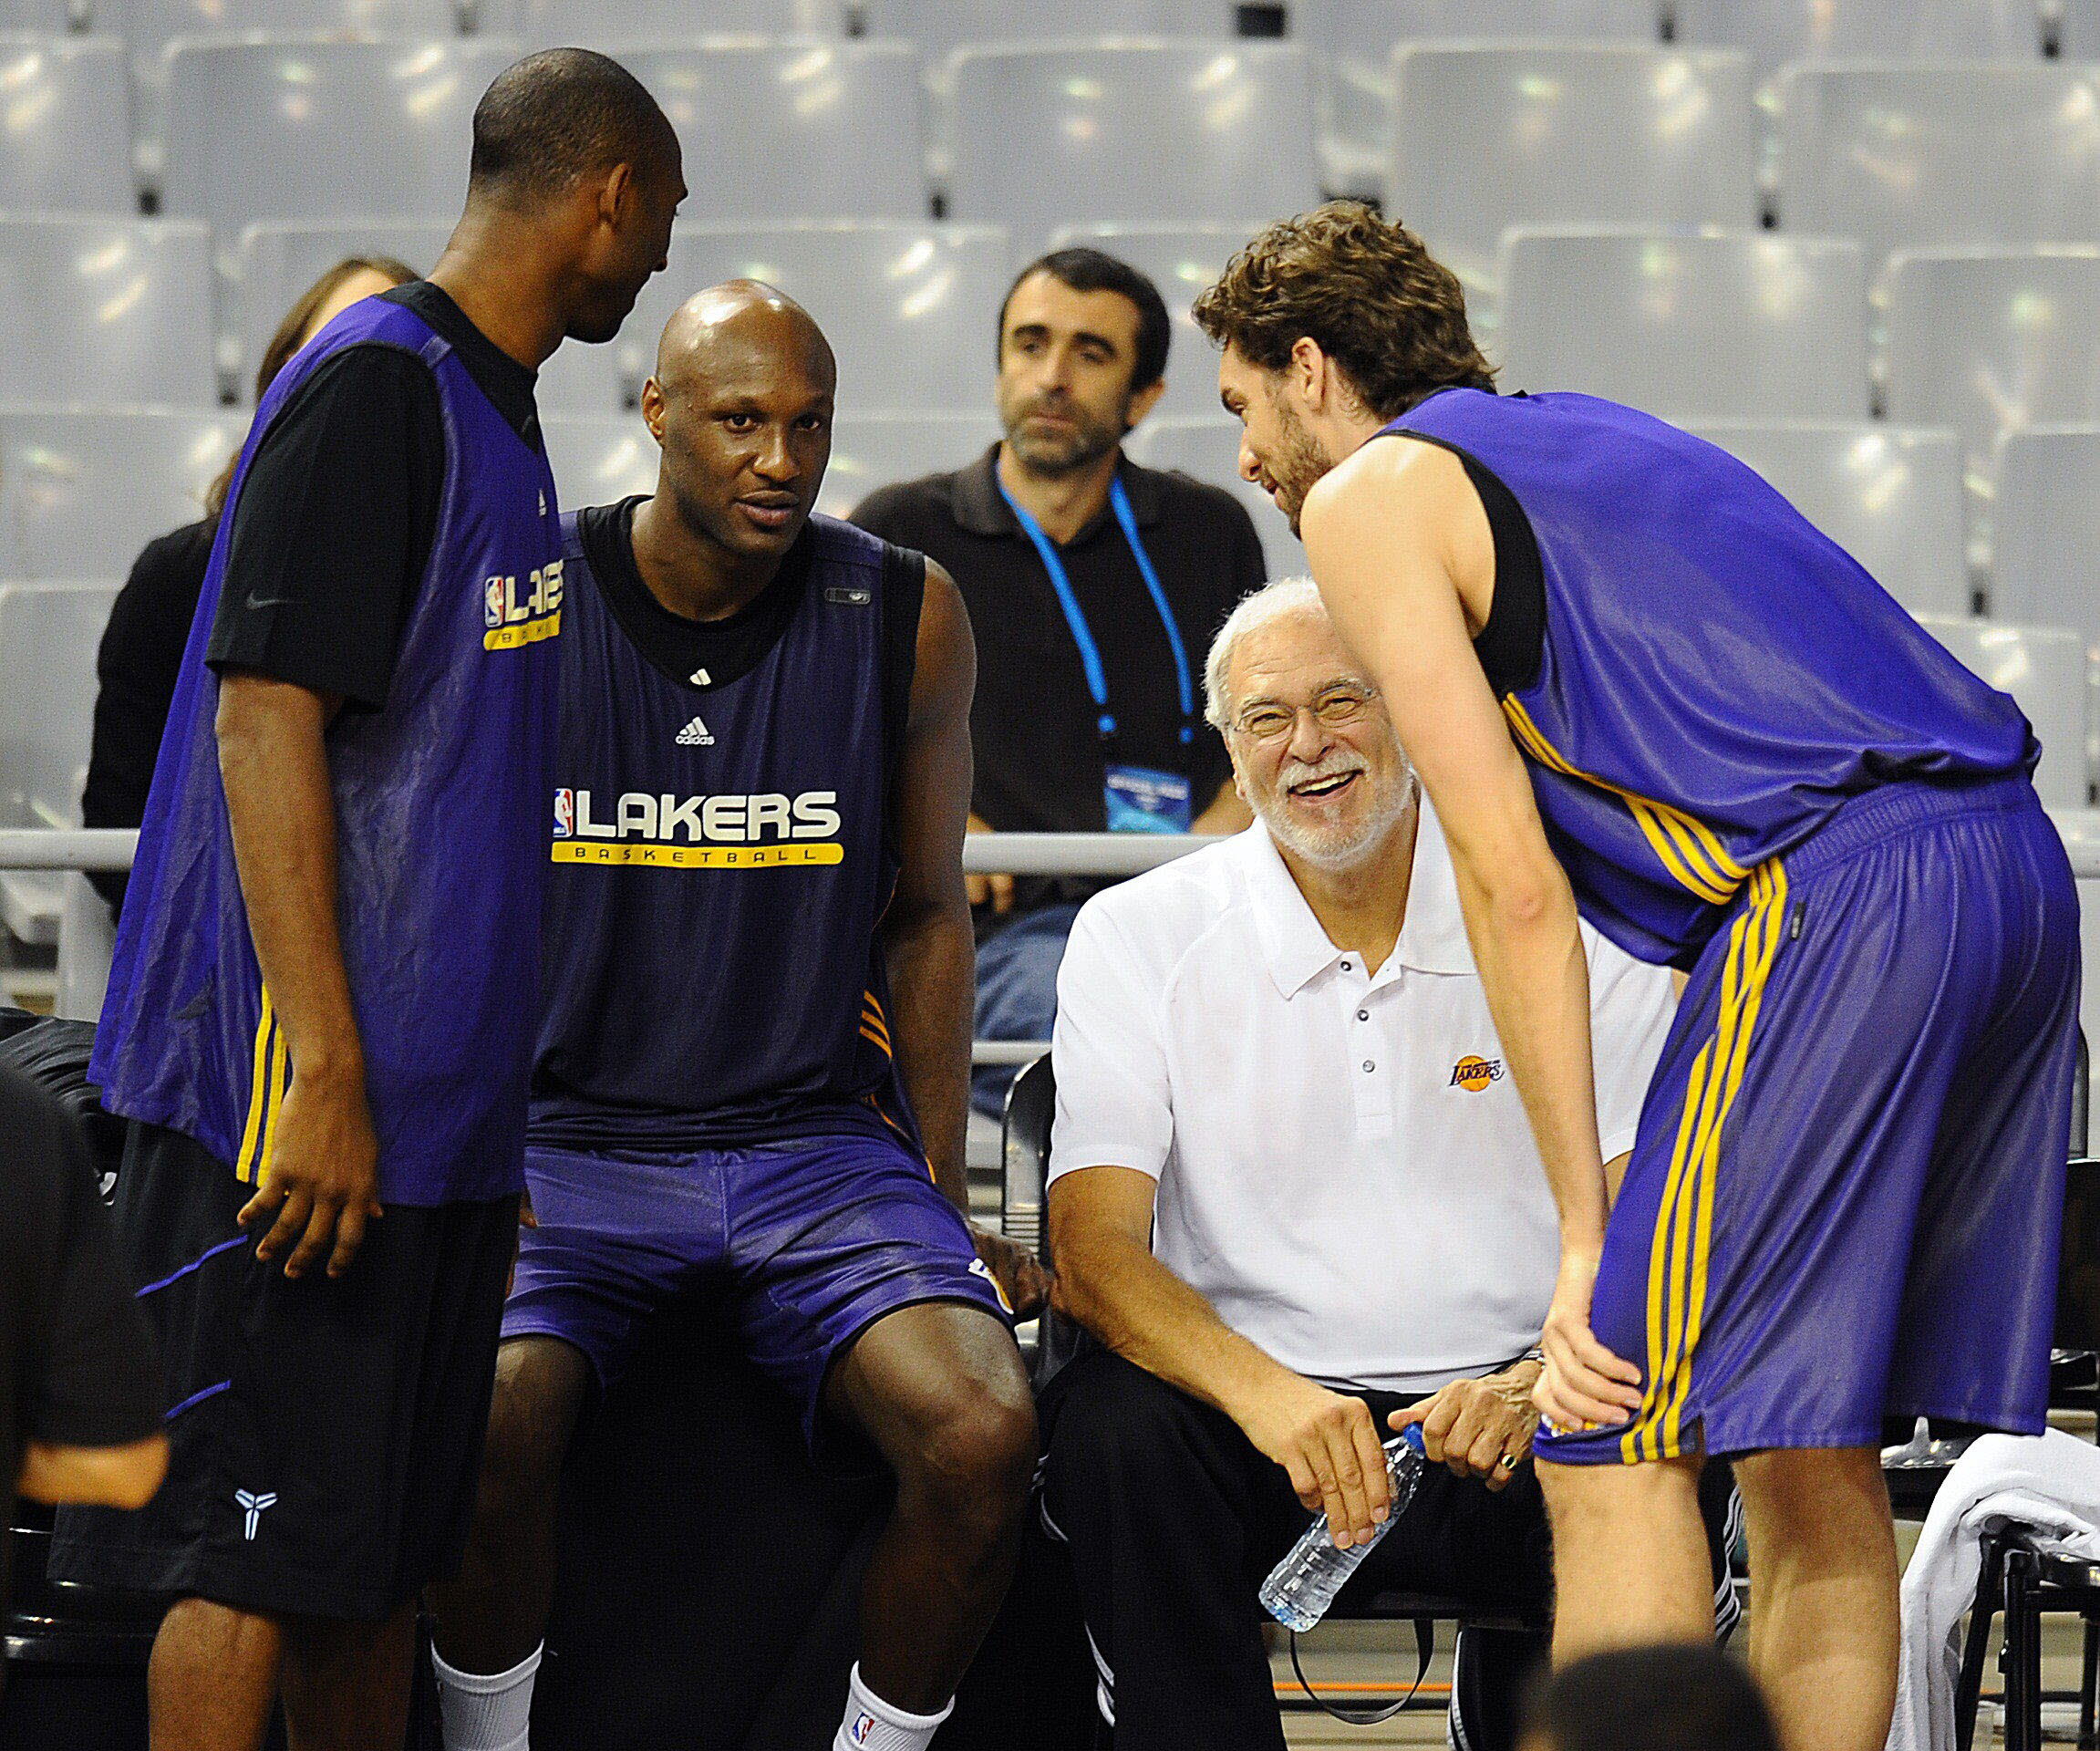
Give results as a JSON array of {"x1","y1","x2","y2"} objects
[{"x1": 1495, "y1": 1453, "x2": 1519, "y2": 1472}]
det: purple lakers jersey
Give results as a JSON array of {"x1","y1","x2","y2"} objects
[
  {"x1": 92, "y1": 295, "x2": 564, "y2": 1204},
  {"x1": 1386, "y1": 389, "x2": 2036, "y2": 966},
  {"x1": 530, "y1": 503, "x2": 926, "y2": 1153}
]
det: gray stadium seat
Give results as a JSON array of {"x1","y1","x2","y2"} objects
[
  {"x1": 1494, "y1": 227, "x2": 1868, "y2": 420},
  {"x1": 0, "y1": 581, "x2": 118, "y2": 947},
  {"x1": 0, "y1": 35, "x2": 133, "y2": 213},
  {"x1": 625, "y1": 222, "x2": 1014, "y2": 417},
  {"x1": 0, "y1": 407, "x2": 249, "y2": 578},
  {"x1": 1387, "y1": 45, "x2": 1759, "y2": 308},
  {"x1": 232, "y1": 218, "x2": 450, "y2": 395},
  {"x1": 0, "y1": 216, "x2": 217, "y2": 408},
  {"x1": 540, "y1": 409, "x2": 1004, "y2": 525},
  {"x1": 55, "y1": 870, "x2": 113, "y2": 1021},
  {"x1": 1774, "y1": 62, "x2": 2100, "y2": 269},
  {"x1": 1123, "y1": 414, "x2": 1306, "y2": 580},
  {"x1": 858, "y1": 0, "x2": 1195, "y2": 60},
  {"x1": 107, "y1": 0, "x2": 460, "y2": 66},
  {"x1": 2065, "y1": 0, "x2": 2100, "y2": 57},
  {"x1": 1299, "y1": 0, "x2": 1662, "y2": 196},
  {"x1": 1673, "y1": 0, "x2": 2044, "y2": 83},
  {"x1": 160, "y1": 37, "x2": 519, "y2": 265},
  {"x1": 1048, "y1": 223, "x2": 1265, "y2": 417},
  {"x1": 1916, "y1": 614, "x2": 2088, "y2": 808},
  {"x1": 819, "y1": 410, "x2": 1001, "y2": 519},
  {"x1": 1880, "y1": 248, "x2": 2100, "y2": 496},
  {"x1": 1682, "y1": 420, "x2": 1970, "y2": 617},
  {"x1": 0, "y1": 0, "x2": 78, "y2": 26},
  {"x1": 1992, "y1": 424, "x2": 2100, "y2": 639},
  {"x1": 542, "y1": 414, "x2": 657, "y2": 510},
  {"x1": 943, "y1": 42, "x2": 1319, "y2": 253},
  {"x1": 513, "y1": 0, "x2": 843, "y2": 42},
  {"x1": 622, "y1": 41, "x2": 926, "y2": 225},
  {"x1": 534, "y1": 338, "x2": 635, "y2": 417}
]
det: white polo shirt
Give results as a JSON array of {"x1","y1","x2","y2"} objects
[{"x1": 1049, "y1": 803, "x2": 1675, "y2": 1395}]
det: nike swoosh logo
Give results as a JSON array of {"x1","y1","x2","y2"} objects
[{"x1": 244, "y1": 593, "x2": 293, "y2": 611}]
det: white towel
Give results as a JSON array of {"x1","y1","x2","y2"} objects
[{"x1": 1889, "y1": 1429, "x2": 2100, "y2": 1751}]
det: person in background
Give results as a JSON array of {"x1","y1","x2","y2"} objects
[
  {"x1": 1519, "y1": 1646, "x2": 1780, "y2": 1751},
  {"x1": 1, "y1": 1062, "x2": 167, "y2": 1633},
  {"x1": 852, "y1": 249, "x2": 1260, "y2": 1115},
  {"x1": 80, "y1": 254, "x2": 418, "y2": 920}
]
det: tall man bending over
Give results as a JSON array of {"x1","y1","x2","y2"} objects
[
  {"x1": 1193, "y1": 203, "x2": 2080, "y2": 1751},
  {"x1": 429, "y1": 284, "x2": 1044, "y2": 1751},
  {"x1": 52, "y1": 51, "x2": 683, "y2": 1751}
]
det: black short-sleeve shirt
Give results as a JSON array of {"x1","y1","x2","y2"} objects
[
  {"x1": 852, "y1": 446, "x2": 1266, "y2": 911},
  {"x1": 205, "y1": 280, "x2": 542, "y2": 710},
  {"x1": 0, "y1": 1062, "x2": 165, "y2": 1564}
]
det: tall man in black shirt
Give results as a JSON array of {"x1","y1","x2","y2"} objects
[
  {"x1": 853, "y1": 250, "x2": 1263, "y2": 1113},
  {"x1": 51, "y1": 49, "x2": 683, "y2": 1751}
]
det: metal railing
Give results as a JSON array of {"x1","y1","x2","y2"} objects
[
  {"x1": 13, "y1": 818, "x2": 2100, "y2": 1064},
  {"x1": 0, "y1": 827, "x2": 1231, "y2": 1062}
]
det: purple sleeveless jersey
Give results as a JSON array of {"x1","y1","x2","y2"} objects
[
  {"x1": 1385, "y1": 389, "x2": 2036, "y2": 966},
  {"x1": 530, "y1": 510, "x2": 919, "y2": 1155},
  {"x1": 91, "y1": 295, "x2": 564, "y2": 1205}
]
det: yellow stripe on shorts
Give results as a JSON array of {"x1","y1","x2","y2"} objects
[{"x1": 1623, "y1": 859, "x2": 1789, "y2": 1462}]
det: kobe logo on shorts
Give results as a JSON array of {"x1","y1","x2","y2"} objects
[{"x1": 235, "y1": 1488, "x2": 277, "y2": 1540}]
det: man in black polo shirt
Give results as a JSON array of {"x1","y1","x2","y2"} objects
[{"x1": 853, "y1": 249, "x2": 1263, "y2": 1114}]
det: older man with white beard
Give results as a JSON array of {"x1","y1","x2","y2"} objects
[{"x1": 1034, "y1": 577, "x2": 1734, "y2": 1751}]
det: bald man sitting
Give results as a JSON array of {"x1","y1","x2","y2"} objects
[{"x1": 428, "y1": 284, "x2": 1047, "y2": 1751}]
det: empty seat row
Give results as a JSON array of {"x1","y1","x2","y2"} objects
[
  {"x1": 0, "y1": 216, "x2": 1267, "y2": 417},
  {"x1": 20, "y1": 0, "x2": 2092, "y2": 63},
  {"x1": 12, "y1": 399, "x2": 2094, "y2": 648},
  {"x1": 11, "y1": 0, "x2": 1268, "y2": 56},
  {"x1": 11, "y1": 36, "x2": 2100, "y2": 284},
  {"x1": 16, "y1": 212, "x2": 2100, "y2": 497}
]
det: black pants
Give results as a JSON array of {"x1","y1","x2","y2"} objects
[{"x1": 1040, "y1": 1349, "x2": 1738, "y2": 1751}]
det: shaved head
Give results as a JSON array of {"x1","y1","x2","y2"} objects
[
  {"x1": 638, "y1": 278, "x2": 838, "y2": 579},
  {"x1": 656, "y1": 279, "x2": 834, "y2": 398}
]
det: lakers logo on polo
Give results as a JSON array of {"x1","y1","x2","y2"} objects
[{"x1": 1450, "y1": 1055, "x2": 1504, "y2": 1093}]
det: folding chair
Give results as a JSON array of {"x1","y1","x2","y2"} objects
[{"x1": 1952, "y1": 1145, "x2": 2100, "y2": 1751}]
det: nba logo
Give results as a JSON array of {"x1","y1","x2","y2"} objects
[
  {"x1": 484, "y1": 576, "x2": 505, "y2": 628},
  {"x1": 553, "y1": 789, "x2": 574, "y2": 839},
  {"x1": 849, "y1": 1715, "x2": 876, "y2": 1746}
]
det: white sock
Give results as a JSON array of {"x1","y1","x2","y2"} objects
[
  {"x1": 433, "y1": 1642, "x2": 543, "y2": 1751},
  {"x1": 833, "y1": 1662, "x2": 954, "y2": 1751}
]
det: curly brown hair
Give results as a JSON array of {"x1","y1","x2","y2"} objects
[{"x1": 1191, "y1": 202, "x2": 1495, "y2": 420}]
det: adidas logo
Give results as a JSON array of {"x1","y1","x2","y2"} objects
[{"x1": 676, "y1": 716, "x2": 715, "y2": 747}]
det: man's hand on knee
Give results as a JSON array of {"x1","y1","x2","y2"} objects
[
  {"x1": 1236, "y1": 1373, "x2": 1391, "y2": 1549},
  {"x1": 1389, "y1": 1363, "x2": 1542, "y2": 1492}
]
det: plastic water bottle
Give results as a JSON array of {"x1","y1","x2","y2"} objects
[{"x1": 1259, "y1": 1424, "x2": 1428, "y2": 1632}]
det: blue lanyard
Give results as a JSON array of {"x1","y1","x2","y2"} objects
[{"x1": 998, "y1": 473, "x2": 1196, "y2": 748}]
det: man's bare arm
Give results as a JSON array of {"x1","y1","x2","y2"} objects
[
  {"x1": 1302, "y1": 440, "x2": 1641, "y2": 1429},
  {"x1": 216, "y1": 671, "x2": 383, "y2": 1280},
  {"x1": 881, "y1": 562, "x2": 1049, "y2": 1316},
  {"x1": 1050, "y1": 1165, "x2": 1393, "y2": 1548},
  {"x1": 19, "y1": 1431, "x2": 169, "y2": 1510}
]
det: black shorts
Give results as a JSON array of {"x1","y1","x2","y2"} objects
[{"x1": 48, "y1": 1121, "x2": 519, "y2": 1621}]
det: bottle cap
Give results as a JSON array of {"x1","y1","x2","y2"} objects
[{"x1": 1397, "y1": 1423, "x2": 1426, "y2": 1456}]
